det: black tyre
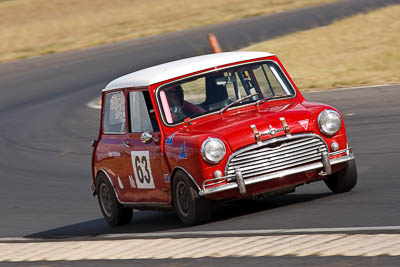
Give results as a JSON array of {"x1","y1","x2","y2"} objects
[
  {"x1": 324, "y1": 159, "x2": 358, "y2": 193},
  {"x1": 96, "y1": 173, "x2": 133, "y2": 226},
  {"x1": 172, "y1": 171, "x2": 212, "y2": 226}
]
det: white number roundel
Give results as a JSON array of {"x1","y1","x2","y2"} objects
[{"x1": 130, "y1": 151, "x2": 155, "y2": 189}]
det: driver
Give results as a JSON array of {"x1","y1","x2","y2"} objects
[
  {"x1": 165, "y1": 85, "x2": 206, "y2": 123},
  {"x1": 165, "y1": 85, "x2": 186, "y2": 122}
]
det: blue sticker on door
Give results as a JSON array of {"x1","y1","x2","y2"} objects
[{"x1": 179, "y1": 142, "x2": 187, "y2": 159}]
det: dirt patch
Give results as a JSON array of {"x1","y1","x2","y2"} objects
[
  {"x1": 0, "y1": 0, "x2": 336, "y2": 63},
  {"x1": 244, "y1": 5, "x2": 400, "y2": 91}
]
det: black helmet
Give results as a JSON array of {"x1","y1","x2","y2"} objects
[{"x1": 166, "y1": 85, "x2": 184, "y2": 106}]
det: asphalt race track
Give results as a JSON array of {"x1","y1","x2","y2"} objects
[{"x1": 0, "y1": 0, "x2": 400, "y2": 265}]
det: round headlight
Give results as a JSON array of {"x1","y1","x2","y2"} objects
[
  {"x1": 318, "y1": 110, "x2": 342, "y2": 136},
  {"x1": 201, "y1": 138, "x2": 226, "y2": 164}
]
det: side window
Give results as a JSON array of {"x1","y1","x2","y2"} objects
[
  {"x1": 103, "y1": 91, "x2": 126, "y2": 134},
  {"x1": 129, "y1": 91, "x2": 158, "y2": 132},
  {"x1": 263, "y1": 63, "x2": 293, "y2": 96}
]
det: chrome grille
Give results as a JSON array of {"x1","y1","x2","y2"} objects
[{"x1": 226, "y1": 136, "x2": 327, "y2": 179}]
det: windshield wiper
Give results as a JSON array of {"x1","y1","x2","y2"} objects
[
  {"x1": 256, "y1": 95, "x2": 290, "y2": 107},
  {"x1": 219, "y1": 93, "x2": 258, "y2": 114}
]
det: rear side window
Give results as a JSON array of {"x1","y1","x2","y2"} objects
[
  {"x1": 129, "y1": 91, "x2": 155, "y2": 132},
  {"x1": 103, "y1": 91, "x2": 126, "y2": 134}
]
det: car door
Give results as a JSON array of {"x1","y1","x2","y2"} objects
[
  {"x1": 125, "y1": 90, "x2": 170, "y2": 203},
  {"x1": 99, "y1": 90, "x2": 133, "y2": 203}
]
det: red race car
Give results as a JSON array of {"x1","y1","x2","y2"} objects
[{"x1": 91, "y1": 51, "x2": 357, "y2": 226}]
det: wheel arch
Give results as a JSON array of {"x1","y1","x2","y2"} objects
[
  {"x1": 170, "y1": 167, "x2": 202, "y2": 208},
  {"x1": 95, "y1": 169, "x2": 122, "y2": 204},
  {"x1": 171, "y1": 167, "x2": 201, "y2": 192}
]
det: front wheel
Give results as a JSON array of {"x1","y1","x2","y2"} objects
[
  {"x1": 96, "y1": 174, "x2": 133, "y2": 226},
  {"x1": 324, "y1": 159, "x2": 358, "y2": 193},
  {"x1": 173, "y1": 171, "x2": 212, "y2": 226}
]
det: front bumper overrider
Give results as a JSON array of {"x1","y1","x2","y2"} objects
[{"x1": 198, "y1": 148, "x2": 354, "y2": 196}]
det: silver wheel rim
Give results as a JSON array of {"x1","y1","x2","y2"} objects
[
  {"x1": 176, "y1": 181, "x2": 191, "y2": 217},
  {"x1": 99, "y1": 183, "x2": 113, "y2": 217}
]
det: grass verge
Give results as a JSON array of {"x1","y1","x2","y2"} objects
[
  {"x1": 0, "y1": 0, "x2": 337, "y2": 63},
  {"x1": 243, "y1": 5, "x2": 400, "y2": 91}
]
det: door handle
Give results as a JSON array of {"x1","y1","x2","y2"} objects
[{"x1": 123, "y1": 140, "x2": 131, "y2": 148}]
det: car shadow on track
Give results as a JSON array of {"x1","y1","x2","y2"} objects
[
  {"x1": 25, "y1": 210, "x2": 184, "y2": 240},
  {"x1": 210, "y1": 192, "x2": 332, "y2": 223},
  {"x1": 25, "y1": 192, "x2": 331, "y2": 240}
]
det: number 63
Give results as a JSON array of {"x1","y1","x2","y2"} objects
[{"x1": 134, "y1": 156, "x2": 151, "y2": 184}]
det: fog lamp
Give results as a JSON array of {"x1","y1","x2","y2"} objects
[
  {"x1": 331, "y1": 142, "x2": 339, "y2": 151},
  {"x1": 214, "y1": 170, "x2": 223, "y2": 178}
]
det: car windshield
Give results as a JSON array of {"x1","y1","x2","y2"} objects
[{"x1": 158, "y1": 61, "x2": 295, "y2": 125}]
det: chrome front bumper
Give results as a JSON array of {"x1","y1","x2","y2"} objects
[{"x1": 198, "y1": 148, "x2": 354, "y2": 196}]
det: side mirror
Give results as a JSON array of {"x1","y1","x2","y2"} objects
[
  {"x1": 91, "y1": 139, "x2": 97, "y2": 147},
  {"x1": 141, "y1": 132, "x2": 153, "y2": 144}
]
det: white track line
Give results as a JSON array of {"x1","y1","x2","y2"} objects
[
  {"x1": 303, "y1": 83, "x2": 399, "y2": 93},
  {"x1": 86, "y1": 96, "x2": 101, "y2": 109}
]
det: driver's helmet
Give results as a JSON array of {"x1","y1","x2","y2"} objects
[{"x1": 166, "y1": 85, "x2": 186, "y2": 122}]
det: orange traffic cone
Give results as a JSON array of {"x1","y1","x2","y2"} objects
[{"x1": 208, "y1": 33, "x2": 222, "y2": 53}]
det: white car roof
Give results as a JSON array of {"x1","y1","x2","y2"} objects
[{"x1": 103, "y1": 51, "x2": 273, "y2": 91}]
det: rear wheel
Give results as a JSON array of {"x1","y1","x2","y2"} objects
[
  {"x1": 324, "y1": 159, "x2": 358, "y2": 193},
  {"x1": 173, "y1": 171, "x2": 212, "y2": 226},
  {"x1": 96, "y1": 173, "x2": 133, "y2": 226}
]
